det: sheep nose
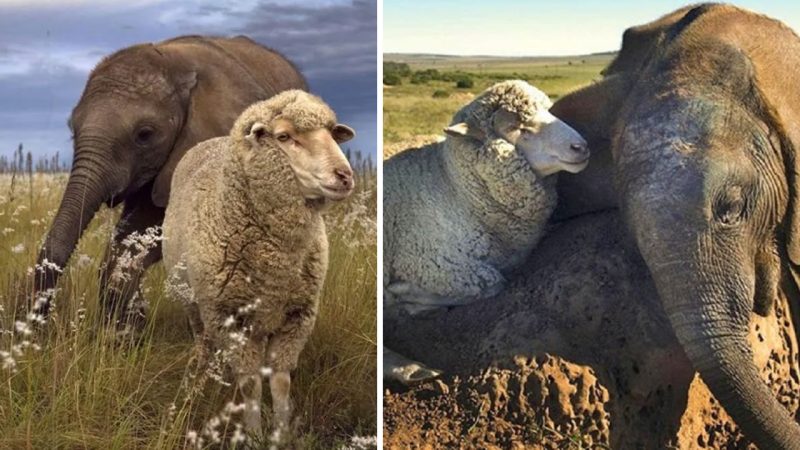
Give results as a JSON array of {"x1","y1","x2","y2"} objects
[
  {"x1": 569, "y1": 142, "x2": 589, "y2": 158},
  {"x1": 335, "y1": 167, "x2": 354, "y2": 188}
]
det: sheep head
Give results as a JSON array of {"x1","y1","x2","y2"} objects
[
  {"x1": 233, "y1": 90, "x2": 355, "y2": 201},
  {"x1": 445, "y1": 80, "x2": 589, "y2": 177}
]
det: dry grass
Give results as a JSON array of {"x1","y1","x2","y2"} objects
[{"x1": 0, "y1": 171, "x2": 376, "y2": 449}]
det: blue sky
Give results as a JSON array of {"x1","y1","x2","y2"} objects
[
  {"x1": 0, "y1": 0, "x2": 376, "y2": 162},
  {"x1": 384, "y1": 1, "x2": 800, "y2": 56}
]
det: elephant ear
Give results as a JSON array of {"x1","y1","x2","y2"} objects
[
  {"x1": 603, "y1": 4, "x2": 712, "y2": 76},
  {"x1": 151, "y1": 71, "x2": 198, "y2": 207},
  {"x1": 550, "y1": 73, "x2": 631, "y2": 221},
  {"x1": 756, "y1": 72, "x2": 800, "y2": 275},
  {"x1": 779, "y1": 111, "x2": 800, "y2": 268}
]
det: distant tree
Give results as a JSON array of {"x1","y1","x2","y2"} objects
[
  {"x1": 26, "y1": 151, "x2": 32, "y2": 177},
  {"x1": 17, "y1": 143, "x2": 24, "y2": 172}
]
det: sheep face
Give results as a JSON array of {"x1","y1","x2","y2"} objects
[
  {"x1": 248, "y1": 118, "x2": 356, "y2": 201},
  {"x1": 445, "y1": 80, "x2": 590, "y2": 178},
  {"x1": 494, "y1": 108, "x2": 589, "y2": 177}
]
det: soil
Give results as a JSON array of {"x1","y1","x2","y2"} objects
[{"x1": 383, "y1": 212, "x2": 800, "y2": 449}]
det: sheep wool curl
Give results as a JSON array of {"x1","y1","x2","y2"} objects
[
  {"x1": 450, "y1": 80, "x2": 553, "y2": 133},
  {"x1": 162, "y1": 90, "x2": 332, "y2": 381},
  {"x1": 384, "y1": 80, "x2": 561, "y2": 311}
]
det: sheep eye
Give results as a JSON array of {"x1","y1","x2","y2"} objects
[{"x1": 276, "y1": 133, "x2": 291, "y2": 142}]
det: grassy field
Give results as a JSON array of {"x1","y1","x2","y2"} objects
[
  {"x1": 0, "y1": 168, "x2": 376, "y2": 449},
  {"x1": 383, "y1": 53, "x2": 613, "y2": 155}
]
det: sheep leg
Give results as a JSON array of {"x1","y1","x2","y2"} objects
[
  {"x1": 263, "y1": 306, "x2": 317, "y2": 436},
  {"x1": 238, "y1": 373, "x2": 263, "y2": 439},
  {"x1": 388, "y1": 276, "x2": 505, "y2": 315},
  {"x1": 269, "y1": 371, "x2": 292, "y2": 438},
  {"x1": 384, "y1": 346, "x2": 442, "y2": 385}
]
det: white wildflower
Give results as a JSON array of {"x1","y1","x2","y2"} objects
[
  {"x1": 230, "y1": 424, "x2": 247, "y2": 444},
  {"x1": 10, "y1": 243, "x2": 24, "y2": 253},
  {"x1": 14, "y1": 321, "x2": 32, "y2": 336}
]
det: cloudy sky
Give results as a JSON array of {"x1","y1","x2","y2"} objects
[
  {"x1": 0, "y1": 0, "x2": 377, "y2": 163},
  {"x1": 385, "y1": 1, "x2": 800, "y2": 56}
]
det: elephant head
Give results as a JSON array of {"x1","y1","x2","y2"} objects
[
  {"x1": 35, "y1": 36, "x2": 306, "y2": 309},
  {"x1": 609, "y1": 5, "x2": 800, "y2": 449},
  {"x1": 553, "y1": 4, "x2": 800, "y2": 448}
]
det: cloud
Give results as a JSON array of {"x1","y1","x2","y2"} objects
[
  {"x1": 0, "y1": 0, "x2": 376, "y2": 159},
  {"x1": 236, "y1": 0, "x2": 376, "y2": 78},
  {"x1": 0, "y1": 0, "x2": 164, "y2": 9}
]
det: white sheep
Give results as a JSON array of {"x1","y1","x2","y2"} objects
[
  {"x1": 383, "y1": 80, "x2": 589, "y2": 384},
  {"x1": 162, "y1": 90, "x2": 355, "y2": 438}
]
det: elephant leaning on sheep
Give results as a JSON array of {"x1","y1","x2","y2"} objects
[{"x1": 32, "y1": 35, "x2": 306, "y2": 328}]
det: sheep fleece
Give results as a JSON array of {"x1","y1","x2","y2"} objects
[
  {"x1": 163, "y1": 136, "x2": 327, "y2": 373},
  {"x1": 384, "y1": 136, "x2": 557, "y2": 303}
]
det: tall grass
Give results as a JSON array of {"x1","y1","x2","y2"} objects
[{"x1": 0, "y1": 169, "x2": 376, "y2": 449}]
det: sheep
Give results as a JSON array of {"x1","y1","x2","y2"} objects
[
  {"x1": 383, "y1": 80, "x2": 589, "y2": 384},
  {"x1": 162, "y1": 90, "x2": 355, "y2": 439}
]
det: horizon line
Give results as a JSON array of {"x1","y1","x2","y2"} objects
[{"x1": 383, "y1": 50, "x2": 617, "y2": 59}]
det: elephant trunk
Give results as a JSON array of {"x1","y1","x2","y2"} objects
[
  {"x1": 627, "y1": 180, "x2": 800, "y2": 449},
  {"x1": 34, "y1": 145, "x2": 120, "y2": 313},
  {"x1": 668, "y1": 291, "x2": 800, "y2": 449}
]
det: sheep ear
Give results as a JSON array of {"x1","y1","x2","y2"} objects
[
  {"x1": 332, "y1": 124, "x2": 355, "y2": 143},
  {"x1": 444, "y1": 122, "x2": 484, "y2": 141},
  {"x1": 492, "y1": 109, "x2": 521, "y2": 135},
  {"x1": 246, "y1": 122, "x2": 268, "y2": 147}
]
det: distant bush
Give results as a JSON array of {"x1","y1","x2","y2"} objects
[
  {"x1": 384, "y1": 62, "x2": 411, "y2": 77},
  {"x1": 384, "y1": 73, "x2": 402, "y2": 86},
  {"x1": 410, "y1": 69, "x2": 440, "y2": 85},
  {"x1": 455, "y1": 76, "x2": 474, "y2": 89},
  {"x1": 432, "y1": 90, "x2": 449, "y2": 98}
]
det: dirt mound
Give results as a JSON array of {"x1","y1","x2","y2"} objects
[
  {"x1": 385, "y1": 355, "x2": 610, "y2": 449},
  {"x1": 383, "y1": 212, "x2": 800, "y2": 448}
]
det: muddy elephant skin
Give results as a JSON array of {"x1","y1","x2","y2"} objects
[{"x1": 551, "y1": 4, "x2": 800, "y2": 448}]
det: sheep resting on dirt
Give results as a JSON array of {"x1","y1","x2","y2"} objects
[
  {"x1": 162, "y1": 90, "x2": 355, "y2": 439},
  {"x1": 383, "y1": 80, "x2": 589, "y2": 384}
]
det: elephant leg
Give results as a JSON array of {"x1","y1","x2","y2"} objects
[{"x1": 99, "y1": 192, "x2": 164, "y2": 330}]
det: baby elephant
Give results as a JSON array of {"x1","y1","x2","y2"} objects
[{"x1": 162, "y1": 90, "x2": 355, "y2": 439}]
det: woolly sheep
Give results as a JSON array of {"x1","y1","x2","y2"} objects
[
  {"x1": 162, "y1": 90, "x2": 355, "y2": 438},
  {"x1": 383, "y1": 80, "x2": 589, "y2": 384}
]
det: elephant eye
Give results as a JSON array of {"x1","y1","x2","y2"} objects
[
  {"x1": 134, "y1": 126, "x2": 156, "y2": 146},
  {"x1": 715, "y1": 187, "x2": 746, "y2": 226}
]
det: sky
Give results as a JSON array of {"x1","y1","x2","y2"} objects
[
  {"x1": 0, "y1": 0, "x2": 377, "y2": 163},
  {"x1": 384, "y1": 1, "x2": 800, "y2": 56}
]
